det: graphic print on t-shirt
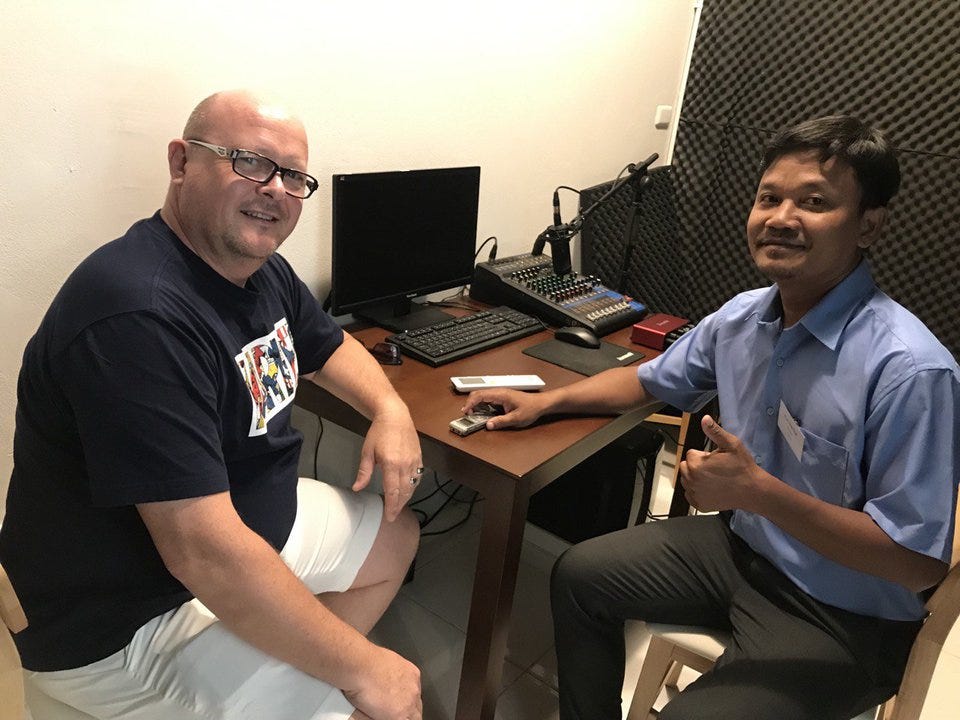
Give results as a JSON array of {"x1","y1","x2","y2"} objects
[{"x1": 235, "y1": 318, "x2": 299, "y2": 436}]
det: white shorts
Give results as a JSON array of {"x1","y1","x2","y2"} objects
[{"x1": 26, "y1": 480, "x2": 383, "y2": 720}]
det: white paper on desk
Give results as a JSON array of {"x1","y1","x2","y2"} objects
[{"x1": 777, "y1": 400, "x2": 804, "y2": 463}]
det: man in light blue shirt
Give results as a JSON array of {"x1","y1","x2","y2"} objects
[{"x1": 463, "y1": 116, "x2": 959, "y2": 720}]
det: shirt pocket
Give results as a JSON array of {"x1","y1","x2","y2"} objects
[{"x1": 796, "y1": 428, "x2": 850, "y2": 506}]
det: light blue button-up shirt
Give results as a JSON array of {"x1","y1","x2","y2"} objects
[{"x1": 638, "y1": 261, "x2": 959, "y2": 620}]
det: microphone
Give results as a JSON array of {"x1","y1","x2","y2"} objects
[
  {"x1": 531, "y1": 224, "x2": 573, "y2": 275},
  {"x1": 627, "y1": 152, "x2": 659, "y2": 175},
  {"x1": 550, "y1": 232, "x2": 572, "y2": 276},
  {"x1": 533, "y1": 188, "x2": 566, "y2": 259}
]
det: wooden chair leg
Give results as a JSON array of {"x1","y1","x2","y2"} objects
[
  {"x1": 878, "y1": 698, "x2": 893, "y2": 720},
  {"x1": 664, "y1": 661, "x2": 683, "y2": 688},
  {"x1": 627, "y1": 635, "x2": 677, "y2": 720}
]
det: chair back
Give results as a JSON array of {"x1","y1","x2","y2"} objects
[
  {"x1": 1, "y1": 562, "x2": 28, "y2": 720},
  {"x1": 887, "y1": 560, "x2": 960, "y2": 720},
  {"x1": 629, "y1": 558, "x2": 960, "y2": 720}
]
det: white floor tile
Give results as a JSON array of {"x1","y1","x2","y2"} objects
[
  {"x1": 523, "y1": 619, "x2": 656, "y2": 716},
  {"x1": 494, "y1": 672, "x2": 560, "y2": 720},
  {"x1": 368, "y1": 594, "x2": 464, "y2": 720},
  {"x1": 522, "y1": 522, "x2": 572, "y2": 562},
  {"x1": 504, "y1": 542, "x2": 557, "y2": 670},
  {"x1": 369, "y1": 593, "x2": 524, "y2": 719},
  {"x1": 413, "y1": 491, "x2": 484, "y2": 571},
  {"x1": 403, "y1": 517, "x2": 560, "y2": 671},
  {"x1": 401, "y1": 527, "x2": 477, "y2": 631},
  {"x1": 528, "y1": 645, "x2": 559, "y2": 691}
]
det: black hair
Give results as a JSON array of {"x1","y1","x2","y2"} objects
[{"x1": 760, "y1": 115, "x2": 901, "y2": 212}]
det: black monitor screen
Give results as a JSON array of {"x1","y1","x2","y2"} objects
[{"x1": 330, "y1": 166, "x2": 480, "y2": 331}]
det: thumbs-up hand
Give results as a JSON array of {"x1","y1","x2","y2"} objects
[{"x1": 679, "y1": 415, "x2": 764, "y2": 512}]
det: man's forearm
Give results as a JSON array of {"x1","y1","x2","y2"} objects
[
  {"x1": 306, "y1": 332, "x2": 422, "y2": 520},
  {"x1": 309, "y1": 334, "x2": 408, "y2": 420},
  {"x1": 686, "y1": 419, "x2": 949, "y2": 593},
  {"x1": 545, "y1": 366, "x2": 654, "y2": 416},
  {"x1": 750, "y1": 469, "x2": 948, "y2": 592}
]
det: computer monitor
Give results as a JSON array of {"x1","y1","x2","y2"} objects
[{"x1": 330, "y1": 166, "x2": 481, "y2": 332}]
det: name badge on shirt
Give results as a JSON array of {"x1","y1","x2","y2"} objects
[{"x1": 777, "y1": 400, "x2": 804, "y2": 462}]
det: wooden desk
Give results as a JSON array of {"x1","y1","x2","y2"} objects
[{"x1": 295, "y1": 320, "x2": 662, "y2": 720}]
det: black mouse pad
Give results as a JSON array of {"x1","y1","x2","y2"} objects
[{"x1": 523, "y1": 339, "x2": 644, "y2": 376}]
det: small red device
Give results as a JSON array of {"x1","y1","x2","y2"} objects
[{"x1": 631, "y1": 313, "x2": 691, "y2": 350}]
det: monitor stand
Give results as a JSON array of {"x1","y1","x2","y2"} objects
[{"x1": 356, "y1": 297, "x2": 456, "y2": 333}]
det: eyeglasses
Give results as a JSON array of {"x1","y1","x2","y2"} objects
[
  {"x1": 186, "y1": 140, "x2": 319, "y2": 199},
  {"x1": 366, "y1": 342, "x2": 402, "y2": 365}
]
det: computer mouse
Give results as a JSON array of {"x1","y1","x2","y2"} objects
[{"x1": 554, "y1": 325, "x2": 601, "y2": 349}]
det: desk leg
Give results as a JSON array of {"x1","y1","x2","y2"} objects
[{"x1": 454, "y1": 474, "x2": 531, "y2": 720}]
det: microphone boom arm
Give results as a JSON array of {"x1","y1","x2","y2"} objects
[{"x1": 530, "y1": 153, "x2": 658, "y2": 277}]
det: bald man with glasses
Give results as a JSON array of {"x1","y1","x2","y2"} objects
[{"x1": 0, "y1": 90, "x2": 424, "y2": 720}]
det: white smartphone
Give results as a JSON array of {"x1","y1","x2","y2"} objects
[{"x1": 450, "y1": 375, "x2": 545, "y2": 393}]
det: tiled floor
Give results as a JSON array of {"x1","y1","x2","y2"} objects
[{"x1": 366, "y1": 449, "x2": 960, "y2": 720}]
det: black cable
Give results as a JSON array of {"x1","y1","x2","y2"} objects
[
  {"x1": 474, "y1": 235, "x2": 498, "y2": 262},
  {"x1": 417, "y1": 488, "x2": 461, "y2": 530},
  {"x1": 608, "y1": 164, "x2": 634, "y2": 189},
  {"x1": 637, "y1": 439, "x2": 670, "y2": 521},
  {"x1": 420, "y1": 484, "x2": 481, "y2": 534},
  {"x1": 431, "y1": 236, "x2": 498, "y2": 304},
  {"x1": 557, "y1": 164, "x2": 633, "y2": 238},
  {"x1": 434, "y1": 481, "x2": 480, "y2": 504},
  {"x1": 413, "y1": 473, "x2": 481, "y2": 535},
  {"x1": 633, "y1": 426, "x2": 676, "y2": 522},
  {"x1": 642, "y1": 423, "x2": 680, "y2": 447},
  {"x1": 552, "y1": 185, "x2": 581, "y2": 222},
  {"x1": 309, "y1": 417, "x2": 480, "y2": 534},
  {"x1": 409, "y1": 471, "x2": 454, "y2": 508},
  {"x1": 411, "y1": 507, "x2": 429, "y2": 523},
  {"x1": 421, "y1": 492, "x2": 480, "y2": 537},
  {"x1": 433, "y1": 288, "x2": 469, "y2": 304},
  {"x1": 428, "y1": 298, "x2": 485, "y2": 311}
]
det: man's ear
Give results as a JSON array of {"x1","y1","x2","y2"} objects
[
  {"x1": 858, "y1": 206, "x2": 887, "y2": 249},
  {"x1": 167, "y1": 139, "x2": 188, "y2": 184}
]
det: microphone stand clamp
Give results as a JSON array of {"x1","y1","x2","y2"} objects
[{"x1": 532, "y1": 223, "x2": 578, "y2": 276}]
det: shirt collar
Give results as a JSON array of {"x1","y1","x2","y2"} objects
[{"x1": 753, "y1": 260, "x2": 877, "y2": 350}]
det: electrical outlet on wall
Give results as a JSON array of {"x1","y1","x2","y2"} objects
[{"x1": 654, "y1": 105, "x2": 673, "y2": 129}]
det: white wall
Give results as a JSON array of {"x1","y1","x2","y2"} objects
[{"x1": 0, "y1": 0, "x2": 697, "y2": 514}]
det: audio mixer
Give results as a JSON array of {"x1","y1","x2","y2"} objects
[{"x1": 469, "y1": 252, "x2": 647, "y2": 336}]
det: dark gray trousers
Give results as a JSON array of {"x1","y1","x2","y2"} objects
[{"x1": 550, "y1": 514, "x2": 920, "y2": 720}]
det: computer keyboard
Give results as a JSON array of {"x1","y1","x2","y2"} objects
[{"x1": 386, "y1": 306, "x2": 543, "y2": 366}]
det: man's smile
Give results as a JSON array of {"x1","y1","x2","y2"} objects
[
  {"x1": 756, "y1": 237, "x2": 805, "y2": 250},
  {"x1": 241, "y1": 209, "x2": 279, "y2": 223}
]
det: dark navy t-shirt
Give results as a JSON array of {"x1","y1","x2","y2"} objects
[{"x1": 0, "y1": 212, "x2": 343, "y2": 670}]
